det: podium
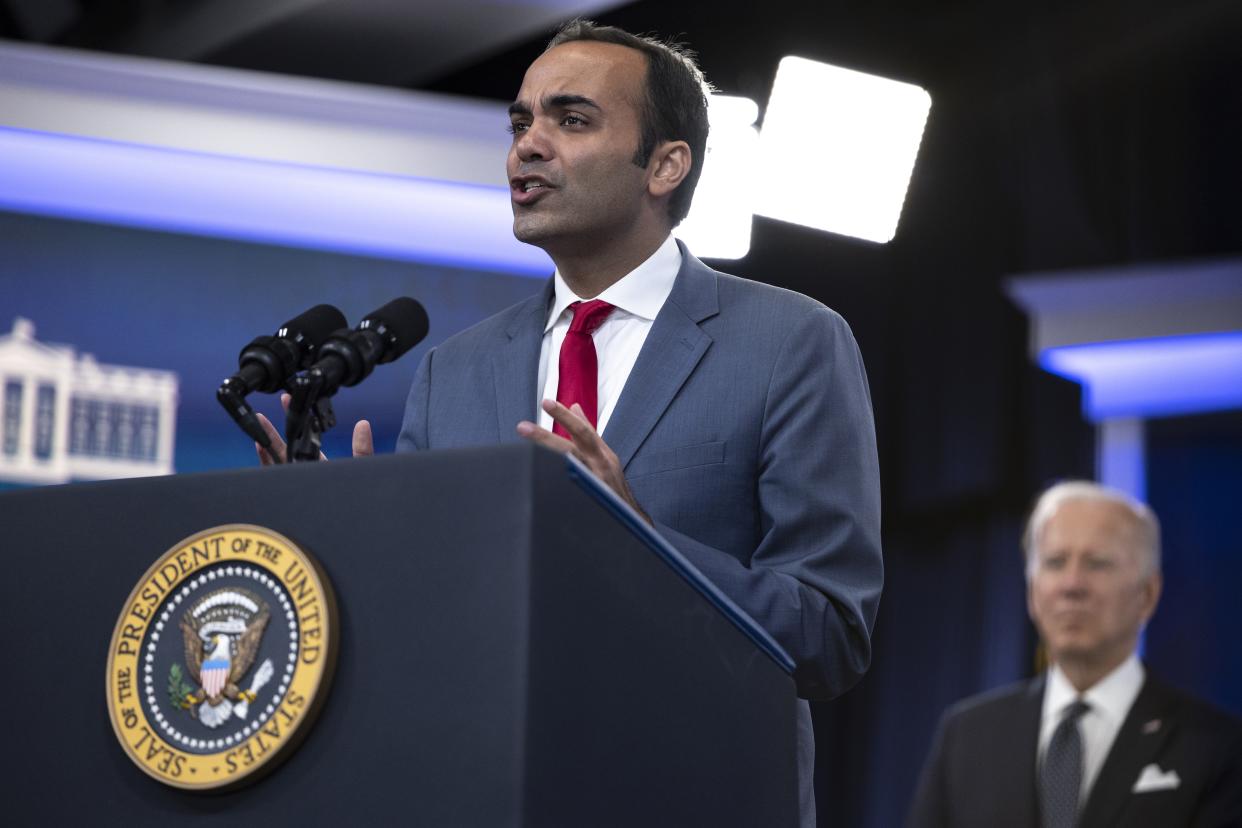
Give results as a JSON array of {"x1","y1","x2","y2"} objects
[{"x1": 1, "y1": 444, "x2": 797, "y2": 826}]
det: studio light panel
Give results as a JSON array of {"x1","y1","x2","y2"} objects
[
  {"x1": 676, "y1": 94, "x2": 760, "y2": 260},
  {"x1": 757, "y1": 57, "x2": 931, "y2": 243}
]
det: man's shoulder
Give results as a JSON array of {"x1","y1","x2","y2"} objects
[
  {"x1": 720, "y1": 269, "x2": 840, "y2": 314},
  {"x1": 1144, "y1": 674, "x2": 1242, "y2": 740},
  {"x1": 941, "y1": 677, "x2": 1042, "y2": 730},
  {"x1": 682, "y1": 253, "x2": 852, "y2": 332},
  {"x1": 432, "y1": 286, "x2": 548, "y2": 356}
]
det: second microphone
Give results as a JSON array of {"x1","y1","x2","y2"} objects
[{"x1": 307, "y1": 297, "x2": 430, "y2": 396}]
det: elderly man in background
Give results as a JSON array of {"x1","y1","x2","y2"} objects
[{"x1": 907, "y1": 481, "x2": 1242, "y2": 828}]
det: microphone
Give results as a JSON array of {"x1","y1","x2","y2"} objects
[
  {"x1": 307, "y1": 298, "x2": 429, "y2": 397},
  {"x1": 218, "y1": 304, "x2": 348, "y2": 448},
  {"x1": 223, "y1": 304, "x2": 348, "y2": 395}
]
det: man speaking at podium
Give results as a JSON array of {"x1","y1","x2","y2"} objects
[{"x1": 262, "y1": 20, "x2": 882, "y2": 823}]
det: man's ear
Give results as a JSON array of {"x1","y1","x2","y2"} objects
[
  {"x1": 648, "y1": 140, "x2": 692, "y2": 199},
  {"x1": 1139, "y1": 571, "x2": 1162, "y2": 625}
]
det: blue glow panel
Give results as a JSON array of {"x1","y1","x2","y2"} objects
[
  {"x1": 0, "y1": 126, "x2": 552, "y2": 278},
  {"x1": 1041, "y1": 332, "x2": 1242, "y2": 421}
]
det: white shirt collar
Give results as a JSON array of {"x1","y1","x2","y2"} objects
[
  {"x1": 1043, "y1": 653, "x2": 1145, "y2": 726},
  {"x1": 544, "y1": 235, "x2": 682, "y2": 333}
]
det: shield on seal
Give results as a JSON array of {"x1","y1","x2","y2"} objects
[{"x1": 200, "y1": 634, "x2": 231, "y2": 698}]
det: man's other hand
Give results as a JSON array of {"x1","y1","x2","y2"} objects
[
  {"x1": 516, "y1": 399, "x2": 651, "y2": 525},
  {"x1": 255, "y1": 393, "x2": 374, "y2": 465}
]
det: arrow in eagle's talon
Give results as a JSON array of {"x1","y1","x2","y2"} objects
[{"x1": 233, "y1": 658, "x2": 275, "y2": 719}]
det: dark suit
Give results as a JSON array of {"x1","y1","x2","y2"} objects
[{"x1": 906, "y1": 673, "x2": 1242, "y2": 828}]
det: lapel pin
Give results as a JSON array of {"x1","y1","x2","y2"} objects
[{"x1": 1141, "y1": 719, "x2": 1161, "y2": 735}]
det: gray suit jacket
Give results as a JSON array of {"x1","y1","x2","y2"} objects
[{"x1": 397, "y1": 244, "x2": 883, "y2": 702}]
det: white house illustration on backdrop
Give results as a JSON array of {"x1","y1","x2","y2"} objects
[{"x1": 0, "y1": 318, "x2": 178, "y2": 485}]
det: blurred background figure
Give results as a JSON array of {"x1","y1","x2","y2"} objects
[{"x1": 907, "y1": 482, "x2": 1242, "y2": 828}]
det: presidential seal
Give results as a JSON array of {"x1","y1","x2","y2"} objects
[{"x1": 105, "y1": 525, "x2": 337, "y2": 790}]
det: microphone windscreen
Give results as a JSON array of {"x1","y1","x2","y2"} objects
[
  {"x1": 280, "y1": 304, "x2": 348, "y2": 346},
  {"x1": 362, "y1": 297, "x2": 430, "y2": 361}
]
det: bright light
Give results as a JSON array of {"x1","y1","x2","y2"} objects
[
  {"x1": 676, "y1": 95, "x2": 759, "y2": 260},
  {"x1": 1041, "y1": 332, "x2": 1242, "y2": 421},
  {"x1": 756, "y1": 57, "x2": 931, "y2": 243},
  {"x1": 0, "y1": 126, "x2": 553, "y2": 277}
]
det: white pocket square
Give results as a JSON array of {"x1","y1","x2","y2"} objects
[{"x1": 1132, "y1": 763, "x2": 1181, "y2": 793}]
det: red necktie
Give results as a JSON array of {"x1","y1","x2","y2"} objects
[{"x1": 554, "y1": 299, "x2": 615, "y2": 439}]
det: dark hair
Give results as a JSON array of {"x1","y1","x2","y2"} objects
[{"x1": 547, "y1": 19, "x2": 711, "y2": 226}]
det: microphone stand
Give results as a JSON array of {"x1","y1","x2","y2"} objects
[
  {"x1": 285, "y1": 369, "x2": 336, "y2": 463},
  {"x1": 217, "y1": 376, "x2": 272, "y2": 452}
]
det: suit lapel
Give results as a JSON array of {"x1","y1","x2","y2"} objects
[
  {"x1": 1078, "y1": 676, "x2": 1176, "y2": 827},
  {"x1": 492, "y1": 281, "x2": 553, "y2": 440},
  {"x1": 604, "y1": 248, "x2": 718, "y2": 471},
  {"x1": 1012, "y1": 677, "x2": 1046, "y2": 828}
]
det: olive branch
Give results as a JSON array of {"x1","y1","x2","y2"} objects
[{"x1": 167, "y1": 663, "x2": 196, "y2": 709}]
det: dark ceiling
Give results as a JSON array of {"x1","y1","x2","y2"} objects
[
  {"x1": 6, "y1": 0, "x2": 1237, "y2": 270},
  {"x1": 0, "y1": 0, "x2": 631, "y2": 85}
]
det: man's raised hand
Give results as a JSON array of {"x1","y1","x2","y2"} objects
[{"x1": 516, "y1": 399, "x2": 651, "y2": 525}]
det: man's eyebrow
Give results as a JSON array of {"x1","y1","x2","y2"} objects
[
  {"x1": 545, "y1": 94, "x2": 602, "y2": 111},
  {"x1": 508, "y1": 94, "x2": 603, "y2": 120}
]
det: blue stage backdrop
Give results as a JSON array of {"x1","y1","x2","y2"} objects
[
  {"x1": 1145, "y1": 411, "x2": 1242, "y2": 719},
  {"x1": 0, "y1": 209, "x2": 542, "y2": 482}
]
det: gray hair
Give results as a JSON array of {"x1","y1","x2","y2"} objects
[{"x1": 1022, "y1": 480, "x2": 1162, "y2": 579}]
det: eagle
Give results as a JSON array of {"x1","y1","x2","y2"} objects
[{"x1": 179, "y1": 604, "x2": 270, "y2": 715}]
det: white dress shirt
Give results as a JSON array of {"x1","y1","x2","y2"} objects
[
  {"x1": 537, "y1": 234, "x2": 681, "y2": 435},
  {"x1": 1038, "y1": 654, "x2": 1145, "y2": 803}
]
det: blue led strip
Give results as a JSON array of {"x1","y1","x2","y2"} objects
[
  {"x1": 1040, "y1": 331, "x2": 1242, "y2": 421},
  {"x1": 0, "y1": 125, "x2": 552, "y2": 277}
]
